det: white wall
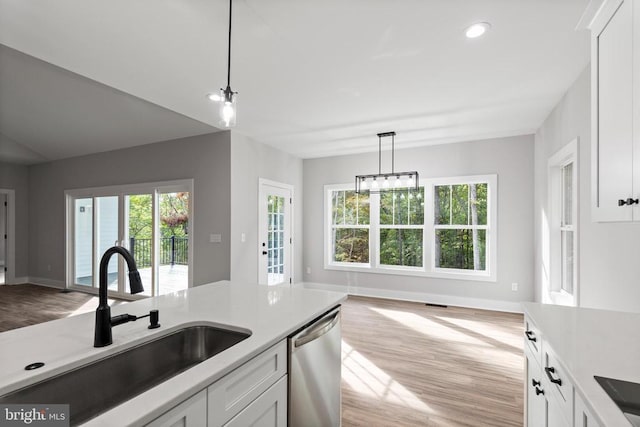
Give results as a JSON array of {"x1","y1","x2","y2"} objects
[
  {"x1": 230, "y1": 133, "x2": 304, "y2": 284},
  {"x1": 303, "y1": 135, "x2": 535, "y2": 311},
  {"x1": 535, "y1": 65, "x2": 640, "y2": 313},
  {"x1": 28, "y1": 132, "x2": 231, "y2": 287}
]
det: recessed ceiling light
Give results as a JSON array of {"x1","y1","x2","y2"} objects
[{"x1": 465, "y1": 22, "x2": 491, "y2": 39}]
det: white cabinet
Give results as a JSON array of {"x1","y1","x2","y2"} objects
[
  {"x1": 146, "y1": 390, "x2": 207, "y2": 427},
  {"x1": 575, "y1": 392, "x2": 601, "y2": 427},
  {"x1": 590, "y1": 0, "x2": 640, "y2": 221},
  {"x1": 524, "y1": 316, "x2": 602, "y2": 427},
  {"x1": 224, "y1": 376, "x2": 287, "y2": 427},
  {"x1": 146, "y1": 341, "x2": 288, "y2": 427}
]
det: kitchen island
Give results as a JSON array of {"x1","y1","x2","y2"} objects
[{"x1": 0, "y1": 281, "x2": 347, "y2": 426}]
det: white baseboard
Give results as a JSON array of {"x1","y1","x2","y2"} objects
[
  {"x1": 26, "y1": 277, "x2": 66, "y2": 289},
  {"x1": 301, "y1": 282, "x2": 523, "y2": 313},
  {"x1": 11, "y1": 276, "x2": 29, "y2": 285}
]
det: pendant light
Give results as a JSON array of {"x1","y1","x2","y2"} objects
[
  {"x1": 355, "y1": 132, "x2": 419, "y2": 194},
  {"x1": 208, "y1": 0, "x2": 238, "y2": 127}
]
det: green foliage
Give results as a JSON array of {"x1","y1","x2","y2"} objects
[
  {"x1": 128, "y1": 195, "x2": 153, "y2": 239},
  {"x1": 330, "y1": 182, "x2": 488, "y2": 271},
  {"x1": 332, "y1": 190, "x2": 369, "y2": 226},
  {"x1": 435, "y1": 183, "x2": 487, "y2": 225},
  {"x1": 380, "y1": 188, "x2": 424, "y2": 225},
  {"x1": 379, "y1": 228, "x2": 423, "y2": 267},
  {"x1": 436, "y1": 229, "x2": 486, "y2": 270},
  {"x1": 333, "y1": 228, "x2": 369, "y2": 263},
  {"x1": 160, "y1": 192, "x2": 189, "y2": 238}
]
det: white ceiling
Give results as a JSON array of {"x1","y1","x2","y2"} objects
[{"x1": 0, "y1": 0, "x2": 591, "y2": 162}]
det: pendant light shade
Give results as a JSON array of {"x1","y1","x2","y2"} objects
[{"x1": 355, "y1": 132, "x2": 419, "y2": 194}]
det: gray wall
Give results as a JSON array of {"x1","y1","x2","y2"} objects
[
  {"x1": 535, "y1": 65, "x2": 640, "y2": 312},
  {"x1": 230, "y1": 133, "x2": 304, "y2": 284},
  {"x1": 0, "y1": 194, "x2": 5, "y2": 265},
  {"x1": 28, "y1": 132, "x2": 231, "y2": 286},
  {"x1": 0, "y1": 161, "x2": 29, "y2": 278},
  {"x1": 303, "y1": 135, "x2": 535, "y2": 306}
]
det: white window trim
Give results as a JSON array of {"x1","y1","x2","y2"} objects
[
  {"x1": 547, "y1": 139, "x2": 578, "y2": 306},
  {"x1": 324, "y1": 174, "x2": 498, "y2": 282}
]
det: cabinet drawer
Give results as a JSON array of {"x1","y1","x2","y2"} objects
[
  {"x1": 524, "y1": 316, "x2": 542, "y2": 365},
  {"x1": 208, "y1": 340, "x2": 287, "y2": 426},
  {"x1": 543, "y1": 347, "x2": 574, "y2": 424},
  {"x1": 223, "y1": 375, "x2": 287, "y2": 427}
]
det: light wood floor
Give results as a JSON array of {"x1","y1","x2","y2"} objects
[
  {"x1": 341, "y1": 296, "x2": 524, "y2": 427},
  {"x1": 0, "y1": 286, "x2": 525, "y2": 426},
  {"x1": 0, "y1": 284, "x2": 122, "y2": 332}
]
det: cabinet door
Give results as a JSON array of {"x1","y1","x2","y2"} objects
[
  {"x1": 546, "y1": 389, "x2": 568, "y2": 427},
  {"x1": 575, "y1": 392, "x2": 602, "y2": 427},
  {"x1": 526, "y1": 351, "x2": 546, "y2": 427},
  {"x1": 592, "y1": 0, "x2": 634, "y2": 222},
  {"x1": 224, "y1": 375, "x2": 287, "y2": 427},
  {"x1": 146, "y1": 390, "x2": 207, "y2": 427}
]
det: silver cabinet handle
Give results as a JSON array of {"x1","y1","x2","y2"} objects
[{"x1": 294, "y1": 309, "x2": 340, "y2": 348}]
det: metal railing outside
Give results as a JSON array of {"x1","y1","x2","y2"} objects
[{"x1": 129, "y1": 237, "x2": 188, "y2": 268}]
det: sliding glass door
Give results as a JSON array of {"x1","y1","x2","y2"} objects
[{"x1": 67, "y1": 181, "x2": 192, "y2": 299}]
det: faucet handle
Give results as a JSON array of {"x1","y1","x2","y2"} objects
[{"x1": 148, "y1": 310, "x2": 160, "y2": 329}]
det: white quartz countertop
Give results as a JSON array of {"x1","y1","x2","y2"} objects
[
  {"x1": 522, "y1": 302, "x2": 640, "y2": 427},
  {"x1": 0, "y1": 281, "x2": 347, "y2": 426}
]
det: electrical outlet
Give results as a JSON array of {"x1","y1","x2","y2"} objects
[
  {"x1": 511, "y1": 282, "x2": 518, "y2": 291},
  {"x1": 306, "y1": 267, "x2": 311, "y2": 275},
  {"x1": 241, "y1": 233, "x2": 246, "y2": 243}
]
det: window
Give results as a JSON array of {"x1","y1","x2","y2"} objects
[
  {"x1": 548, "y1": 139, "x2": 578, "y2": 305},
  {"x1": 379, "y1": 188, "x2": 424, "y2": 268},
  {"x1": 325, "y1": 174, "x2": 497, "y2": 281},
  {"x1": 329, "y1": 188, "x2": 370, "y2": 265},
  {"x1": 433, "y1": 182, "x2": 487, "y2": 271}
]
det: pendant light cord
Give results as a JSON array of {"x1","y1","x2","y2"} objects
[{"x1": 227, "y1": 0, "x2": 233, "y2": 87}]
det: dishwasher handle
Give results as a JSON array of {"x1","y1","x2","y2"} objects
[{"x1": 293, "y1": 308, "x2": 340, "y2": 348}]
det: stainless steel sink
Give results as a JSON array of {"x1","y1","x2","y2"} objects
[{"x1": 0, "y1": 325, "x2": 251, "y2": 425}]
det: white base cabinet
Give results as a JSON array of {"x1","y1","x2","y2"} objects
[
  {"x1": 147, "y1": 341, "x2": 287, "y2": 427},
  {"x1": 524, "y1": 316, "x2": 602, "y2": 427},
  {"x1": 146, "y1": 390, "x2": 207, "y2": 427}
]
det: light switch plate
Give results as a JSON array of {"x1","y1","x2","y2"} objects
[{"x1": 210, "y1": 233, "x2": 222, "y2": 243}]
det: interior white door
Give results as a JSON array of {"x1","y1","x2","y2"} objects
[
  {"x1": 0, "y1": 193, "x2": 6, "y2": 285},
  {"x1": 258, "y1": 180, "x2": 293, "y2": 286}
]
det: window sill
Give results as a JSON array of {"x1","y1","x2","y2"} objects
[{"x1": 324, "y1": 263, "x2": 496, "y2": 282}]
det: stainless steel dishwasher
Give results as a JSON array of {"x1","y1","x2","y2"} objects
[{"x1": 289, "y1": 306, "x2": 342, "y2": 427}]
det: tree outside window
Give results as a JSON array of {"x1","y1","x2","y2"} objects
[
  {"x1": 379, "y1": 188, "x2": 425, "y2": 267},
  {"x1": 434, "y1": 183, "x2": 487, "y2": 271},
  {"x1": 330, "y1": 190, "x2": 370, "y2": 263}
]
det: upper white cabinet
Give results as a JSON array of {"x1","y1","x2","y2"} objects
[{"x1": 590, "y1": 0, "x2": 639, "y2": 222}]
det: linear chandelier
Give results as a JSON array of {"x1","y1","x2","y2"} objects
[{"x1": 355, "y1": 131, "x2": 419, "y2": 194}]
